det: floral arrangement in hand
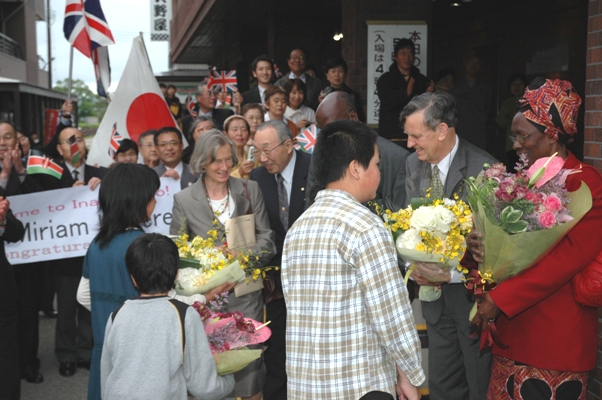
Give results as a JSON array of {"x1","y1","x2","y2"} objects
[
  {"x1": 464, "y1": 153, "x2": 593, "y2": 347},
  {"x1": 375, "y1": 195, "x2": 473, "y2": 301},
  {"x1": 172, "y1": 229, "x2": 273, "y2": 296},
  {"x1": 192, "y1": 292, "x2": 271, "y2": 375}
]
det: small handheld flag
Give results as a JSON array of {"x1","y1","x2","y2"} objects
[
  {"x1": 295, "y1": 124, "x2": 318, "y2": 153},
  {"x1": 207, "y1": 69, "x2": 238, "y2": 93},
  {"x1": 27, "y1": 150, "x2": 64, "y2": 179},
  {"x1": 185, "y1": 93, "x2": 198, "y2": 117},
  {"x1": 108, "y1": 123, "x2": 123, "y2": 158},
  {"x1": 69, "y1": 134, "x2": 81, "y2": 164}
]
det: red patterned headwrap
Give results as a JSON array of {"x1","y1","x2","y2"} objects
[{"x1": 517, "y1": 78, "x2": 582, "y2": 144}]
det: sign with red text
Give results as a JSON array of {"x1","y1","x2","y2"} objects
[{"x1": 6, "y1": 178, "x2": 180, "y2": 265}]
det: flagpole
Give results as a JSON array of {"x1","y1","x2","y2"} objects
[
  {"x1": 67, "y1": 46, "x2": 74, "y2": 103},
  {"x1": 139, "y1": 32, "x2": 153, "y2": 73}
]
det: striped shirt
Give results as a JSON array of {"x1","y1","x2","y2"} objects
[{"x1": 282, "y1": 189, "x2": 425, "y2": 399}]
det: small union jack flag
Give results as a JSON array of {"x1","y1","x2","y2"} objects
[
  {"x1": 185, "y1": 93, "x2": 197, "y2": 117},
  {"x1": 63, "y1": 0, "x2": 115, "y2": 58},
  {"x1": 108, "y1": 122, "x2": 123, "y2": 158},
  {"x1": 207, "y1": 70, "x2": 238, "y2": 93},
  {"x1": 295, "y1": 124, "x2": 318, "y2": 154}
]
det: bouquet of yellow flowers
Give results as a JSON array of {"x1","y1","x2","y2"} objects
[
  {"x1": 377, "y1": 196, "x2": 473, "y2": 301},
  {"x1": 172, "y1": 229, "x2": 272, "y2": 296}
]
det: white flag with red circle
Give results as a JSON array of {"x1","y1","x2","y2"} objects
[{"x1": 87, "y1": 36, "x2": 183, "y2": 167}]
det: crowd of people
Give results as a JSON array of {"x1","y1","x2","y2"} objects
[{"x1": 0, "y1": 41, "x2": 599, "y2": 400}]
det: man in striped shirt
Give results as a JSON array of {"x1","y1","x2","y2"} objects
[{"x1": 282, "y1": 120, "x2": 424, "y2": 400}]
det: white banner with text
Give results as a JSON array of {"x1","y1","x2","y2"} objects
[{"x1": 6, "y1": 177, "x2": 181, "y2": 265}]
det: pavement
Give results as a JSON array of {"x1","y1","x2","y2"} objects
[{"x1": 21, "y1": 314, "x2": 89, "y2": 400}]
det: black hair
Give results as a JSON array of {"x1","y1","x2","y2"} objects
[
  {"x1": 312, "y1": 120, "x2": 376, "y2": 186},
  {"x1": 125, "y1": 233, "x2": 179, "y2": 294},
  {"x1": 115, "y1": 138, "x2": 139, "y2": 158},
  {"x1": 434, "y1": 68, "x2": 455, "y2": 83},
  {"x1": 159, "y1": 83, "x2": 166, "y2": 88},
  {"x1": 0, "y1": 120, "x2": 18, "y2": 135},
  {"x1": 324, "y1": 57, "x2": 348, "y2": 74},
  {"x1": 138, "y1": 129, "x2": 158, "y2": 146},
  {"x1": 251, "y1": 54, "x2": 274, "y2": 72},
  {"x1": 154, "y1": 126, "x2": 183, "y2": 146},
  {"x1": 507, "y1": 73, "x2": 528, "y2": 91},
  {"x1": 394, "y1": 38, "x2": 415, "y2": 57},
  {"x1": 96, "y1": 163, "x2": 160, "y2": 248},
  {"x1": 284, "y1": 78, "x2": 306, "y2": 96},
  {"x1": 167, "y1": 84, "x2": 176, "y2": 90}
]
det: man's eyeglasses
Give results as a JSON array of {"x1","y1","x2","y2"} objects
[
  {"x1": 158, "y1": 141, "x2": 181, "y2": 149},
  {"x1": 251, "y1": 140, "x2": 287, "y2": 157},
  {"x1": 509, "y1": 130, "x2": 539, "y2": 144}
]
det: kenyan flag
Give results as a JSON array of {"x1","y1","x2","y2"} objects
[{"x1": 27, "y1": 150, "x2": 63, "y2": 179}]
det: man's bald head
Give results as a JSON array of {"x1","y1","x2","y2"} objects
[{"x1": 315, "y1": 91, "x2": 359, "y2": 129}]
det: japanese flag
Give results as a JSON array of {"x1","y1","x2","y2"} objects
[{"x1": 87, "y1": 36, "x2": 185, "y2": 167}]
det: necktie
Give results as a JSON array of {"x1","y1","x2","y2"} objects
[
  {"x1": 277, "y1": 174, "x2": 289, "y2": 230},
  {"x1": 72, "y1": 169, "x2": 80, "y2": 181},
  {"x1": 431, "y1": 165, "x2": 444, "y2": 198}
]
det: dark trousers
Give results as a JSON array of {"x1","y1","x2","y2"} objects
[
  {"x1": 262, "y1": 299, "x2": 287, "y2": 400},
  {"x1": 0, "y1": 316, "x2": 20, "y2": 400},
  {"x1": 14, "y1": 263, "x2": 42, "y2": 373},
  {"x1": 54, "y1": 274, "x2": 93, "y2": 363}
]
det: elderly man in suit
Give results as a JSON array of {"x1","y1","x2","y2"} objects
[
  {"x1": 0, "y1": 195, "x2": 25, "y2": 399},
  {"x1": 238, "y1": 55, "x2": 274, "y2": 107},
  {"x1": 401, "y1": 91, "x2": 497, "y2": 400},
  {"x1": 182, "y1": 82, "x2": 234, "y2": 136},
  {"x1": 152, "y1": 126, "x2": 198, "y2": 190},
  {"x1": 0, "y1": 121, "x2": 42, "y2": 196},
  {"x1": 33, "y1": 126, "x2": 106, "y2": 377},
  {"x1": 305, "y1": 91, "x2": 409, "y2": 210},
  {"x1": 249, "y1": 120, "x2": 310, "y2": 400},
  {"x1": 275, "y1": 47, "x2": 322, "y2": 110}
]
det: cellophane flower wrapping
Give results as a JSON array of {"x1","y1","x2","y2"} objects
[
  {"x1": 377, "y1": 197, "x2": 473, "y2": 301},
  {"x1": 466, "y1": 156, "x2": 592, "y2": 285},
  {"x1": 192, "y1": 297, "x2": 271, "y2": 375},
  {"x1": 171, "y1": 229, "x2": 272, "y2": 296}
]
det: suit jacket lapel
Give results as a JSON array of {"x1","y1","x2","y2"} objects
[
  {"x1": 445, "y1": 138, "x2": 467, "y2": 197},
  {"x1": 229, "y1": 178, "x2": 252, "y2": 217},
  {"x1": 289, "y1": 153, "x2": 309, "y2": 224},
  {"x1": 190, "y1": 178, "x2": 225, "y2": 230}
]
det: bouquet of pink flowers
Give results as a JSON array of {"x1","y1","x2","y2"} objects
[
  {"x1": 192, "y1": 294, "x2": 271, "y2": 375},
  {"x1": 465, "y1": 153, "x2": 592, "y2": 320}
]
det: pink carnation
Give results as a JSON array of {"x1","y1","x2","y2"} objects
[
  {"x1": 484, "y1": 163, "x2": 506, "y2": 180},
  {"x1": 543, "y1": 194, "x2": 562, "y2": 212},
  {"x1": 538, "y1": 211, "x2": 557, "y2": 229}
]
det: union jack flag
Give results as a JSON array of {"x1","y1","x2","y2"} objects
[
  {"x1": 63, "y1": 0, "x2": 115, "y2": 58},
  {"x1": 185, "y1": 93, "x2": 197, "y2": 117},
  {"x1": 295, "y1": 124, "x2": 318, "y2": 154},
  {"x1": 207, "y1": 70, "x2": 238, "y2": 93},
  {"x1": 108, "y1": 122, "x2": 123, "y2": 158}
]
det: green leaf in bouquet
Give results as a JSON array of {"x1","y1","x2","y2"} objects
[
  {"x1": 507, "y1": 221, "x2": 528, "y2": 234},
  {"x1": 410, "y1": 197, "x2": 434, "y2": 209},
  {"x1": 500, "y1": 206, "x2": 523, "y2": 224},
  {"x1": 179, "y1": 257, "x2": 202, "y2": 269},
  {"x1": 214, "y1": 348, "x2": 262, "y2": 375}
]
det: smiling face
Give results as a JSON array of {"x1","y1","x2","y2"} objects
[
  {"x1": 253, "y1": 61, "x2": 273, "y2": 87},
  {"x1": 254, "y1": 126, "x2": 293, "y2": 175},
  {"x1": 267, "y1": 93, "x2": 287, "y2": 120},
  {"x1": 404, "y1": 110, "x2": 445, "y2": 164},
  {"x1": 287, "y1": 49, "x2": 307, "y2": 77},
  {"x1": 204, "y1": 144, "x2": 234, "y2": 185},
  {"x1": 288, "y1": 86, "x2": 304, "y2": 110},
  {"x1": 326, "y1": 66, "x2": 346, "y2": 88},
  {"x1": 197, "y1": 86, "x2": 216, "y2": 111},
  {"x1": 511, "y1": 112, "x2": 556, "y2": 167},
  {"x1": 225, "y1": 119, "x2": 250, "y2": 150},
  {"x1": 156, "y1": 131, "x2": 183, "y2": 168}
]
